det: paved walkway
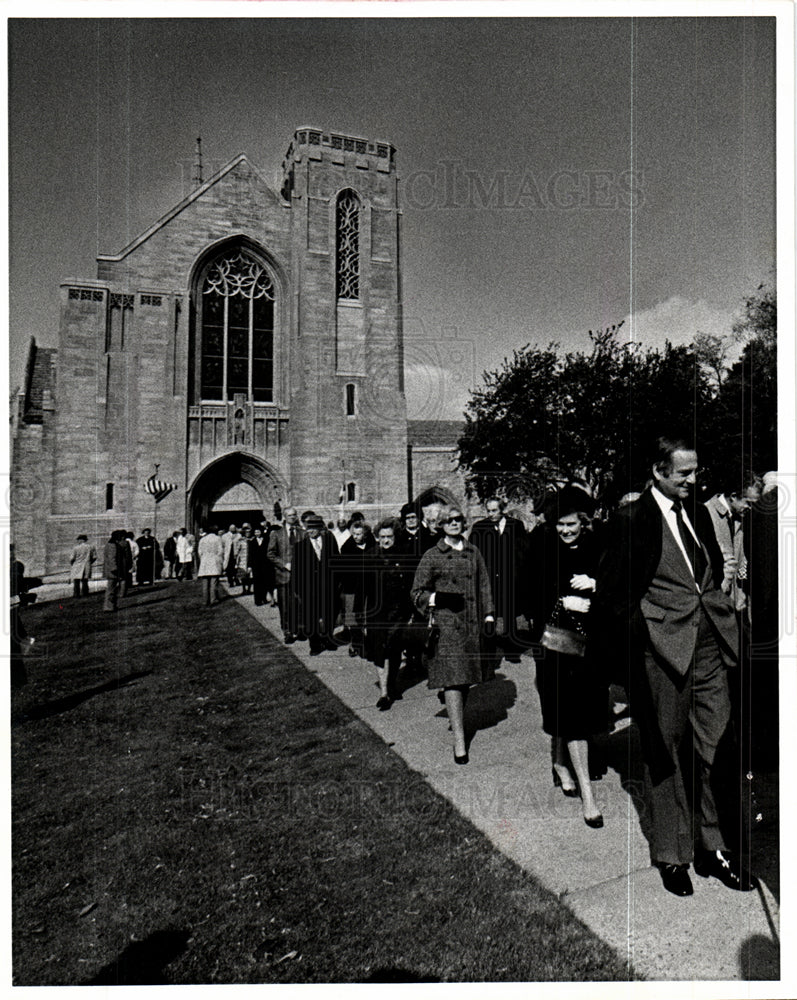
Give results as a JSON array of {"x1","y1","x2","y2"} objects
[{"x1": 234, "y1": 595, "x2": 779, "y2": 983}]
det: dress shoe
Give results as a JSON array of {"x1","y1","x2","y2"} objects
[
  {"x1": 284, "y1": 634, "x2": 295, "y2": 644},
  {"x1": 658, "y1": 863, "x2": 693, "y2": 897},
  {"x1": 454, "y1": 751, "x2": 469, "y2": 765},
  {"x1": 694, "y1": 850, "x2": 755, "y2": 891},
  {"x1": 376, "y1": 696, "x2": 392, "y2": 711},
  {"x1": 584, "y1": 813, "x2": 604, "y2": 829},
  {"x1": 552, "y1": 767, "x2": 578, "y2": 798}
]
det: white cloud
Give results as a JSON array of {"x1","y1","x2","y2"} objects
[
  {"x1": 404, "y1": 362, "x2": 471, "y2": 421},
  {"x1": 622, "y1": 296, "x2": 736, "y2": 350}
]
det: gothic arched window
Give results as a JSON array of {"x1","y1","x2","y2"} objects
[
  {"x1": 199, "y1": 250, "x2": 275, "y2": 402},
  {"x1": 336, "y1": 191, "x2": 360, "y2": 300}
]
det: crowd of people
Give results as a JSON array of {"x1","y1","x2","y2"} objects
[{"x1": 88, "y1": 435, "x2": 779, "y2": 897}]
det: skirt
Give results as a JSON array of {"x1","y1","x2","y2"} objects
[{"x1": 535, "y1": 648, "x2": 607, "y2": 741}]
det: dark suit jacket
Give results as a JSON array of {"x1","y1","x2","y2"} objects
[
  {"x1": 267, "y1": 523, "x2": 304, "y2": 586},
  {"x1": 594, "y1": 489, "x2": 738, "y2": 777},
  {"x1": 593, "y1": 490, "x2": 736, "y2": 674}
]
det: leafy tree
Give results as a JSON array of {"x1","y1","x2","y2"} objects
[
  {"x1": 458, "y1": 283, "x2": 776, "y2": 507},
  {"x1": 712, "y1": 283, "x2": 777, "y2": 483},
  {"x1": 457, "y1": 326, "x2": 715, "y2": 505}
]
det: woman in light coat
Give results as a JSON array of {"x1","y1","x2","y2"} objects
[
  {"x1": 69, "y1": 534, "x2": 96, "y2": 598},
  {"x1": 411, "y1": 506, "x2": 494, "y2": 764}
]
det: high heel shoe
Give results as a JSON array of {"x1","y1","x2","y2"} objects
[
  {"x1": 552, "y1": 766, "x2": 578, "y2": 797},
  {"x1": 584, "y1": 813, "x2": 604, "y2": 829}
]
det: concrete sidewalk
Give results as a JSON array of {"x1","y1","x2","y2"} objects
[{"x1": 233, "y1": 593, "x2": 779, "y2": 983}]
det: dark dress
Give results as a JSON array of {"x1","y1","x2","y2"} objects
[
  {"x1": 529, "y1": 528, "x2": 606, "y2": 741},
  {"x1": 364, "y1": 547, "x2": 415, "y2": 669},
  {"x1": 136, "y1": 535, "x2": 162, "y2": 584}
]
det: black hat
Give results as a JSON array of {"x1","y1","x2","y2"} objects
[
  {"x1": 542, "y1": 485, "x2": 596, "y2": 524},
  {"x1": 400, "y1": 502, "x2": 420, "y2": 520}
]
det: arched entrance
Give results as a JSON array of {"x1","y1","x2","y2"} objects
[
  {"x1": 188, "y1": 452, "x2": 286, "y2": 531},
  {"x1": 414, "y1": 485, "x2": 459, "y2": 510}
]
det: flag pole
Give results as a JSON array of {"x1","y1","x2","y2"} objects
[{"x1": 153, "y1": 464, "x2": 160, "y2": 582}]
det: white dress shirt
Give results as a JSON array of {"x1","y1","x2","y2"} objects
[{"x1": 650, "y1": 485, "x2": 702, "y2": 584}]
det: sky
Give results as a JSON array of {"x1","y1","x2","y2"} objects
[{"x1": 6, "y1": 14, "x2": 777, "y2": 419}]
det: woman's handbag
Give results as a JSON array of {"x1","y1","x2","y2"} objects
[
  {"x1": 423, "y1": 607, "x2": 440, "y2": 657},
  {"x1": 540, "y1": 599, "x2": 587, "y2": 658}
]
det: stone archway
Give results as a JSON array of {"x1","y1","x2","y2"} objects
[
  {"x1": 414, "y1": 485, "x2": 459, "y2": 510},
  {"x1": 188, "y1": 452, "x2": 286, "y2": 531}
]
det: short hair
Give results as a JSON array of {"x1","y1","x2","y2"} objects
[
  {"x1": 378, "y1": 517, "x2": 399, "y2": 534},
  {"x1": 485, "y1": 496, "x2": 506, "y2": 511},
  {"x1": 300, "y1": 510, "x2": 316, "y2": 523},
  {"x1": 650, "y1": 435, "x2": 695, "y2": 476},
  {"x1": 438, "y1": 505, "x2": 466, "y2": 527},
  {"x1": 76, "y1": 534, "x2": 88, "y2": 541}
]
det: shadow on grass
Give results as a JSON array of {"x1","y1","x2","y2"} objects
[
  {"x1": 120, "y1": 595, "x2": 180, "y2": 609},
  {"x1": 359, "y1": 967, "x2": 441, "y2": 983},
  {"x1": 83, "y1": 928, "x2": 191, "y2": 985},
  {"x1": 16, "y1": 671, "x2": 154, "y2": 723}
]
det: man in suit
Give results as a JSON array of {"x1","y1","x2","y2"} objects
[
  {"x1": 291, "y1": 514, "x2": 340, "y2": 655},
  {"x1": 468, "y1": 497, "x2": 528, "y2": 662},
  {"x1": 595, "y1": 435, "x2": 753, "y2": 897},
  {"x1": 704, "y1": 479, "x2": 759, "y2": 622},
  {"x1": 267, "y1": 506, "x2": 304, "y2": 643}
]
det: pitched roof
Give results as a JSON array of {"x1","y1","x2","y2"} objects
[{"x1": 96, "y1": 155, "x2": 281, "y2": 263}]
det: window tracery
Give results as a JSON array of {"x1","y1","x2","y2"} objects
[
  {"x1": 336, "y1": 192, "x2": 360, "y2": 300},
  {"x1": 199, "y1": 250, "x2": 275, "y2": 403}
]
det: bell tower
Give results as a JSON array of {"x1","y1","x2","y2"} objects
[{"x1": 281, "y1": 128, "x2": 408, "y2": 512}]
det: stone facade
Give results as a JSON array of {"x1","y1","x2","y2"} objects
[{"x1": 11, "y1": 128, "x2": 470, "y2": 576}]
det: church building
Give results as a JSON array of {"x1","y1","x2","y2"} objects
[{"x1": 11, "y1": 127, "x2": 467, "y2": 575}]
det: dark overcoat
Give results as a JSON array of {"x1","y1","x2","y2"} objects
[
  {"x1": 468, "y1": 515, "x2": 528, "y2": 626},
  {"x1": 291, "y1": 533, "x2": 340, "y2": 635}
]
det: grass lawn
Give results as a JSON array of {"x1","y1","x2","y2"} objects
[{"x1": 11, "y1": 581, "x2": 639, "y2": 984}]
